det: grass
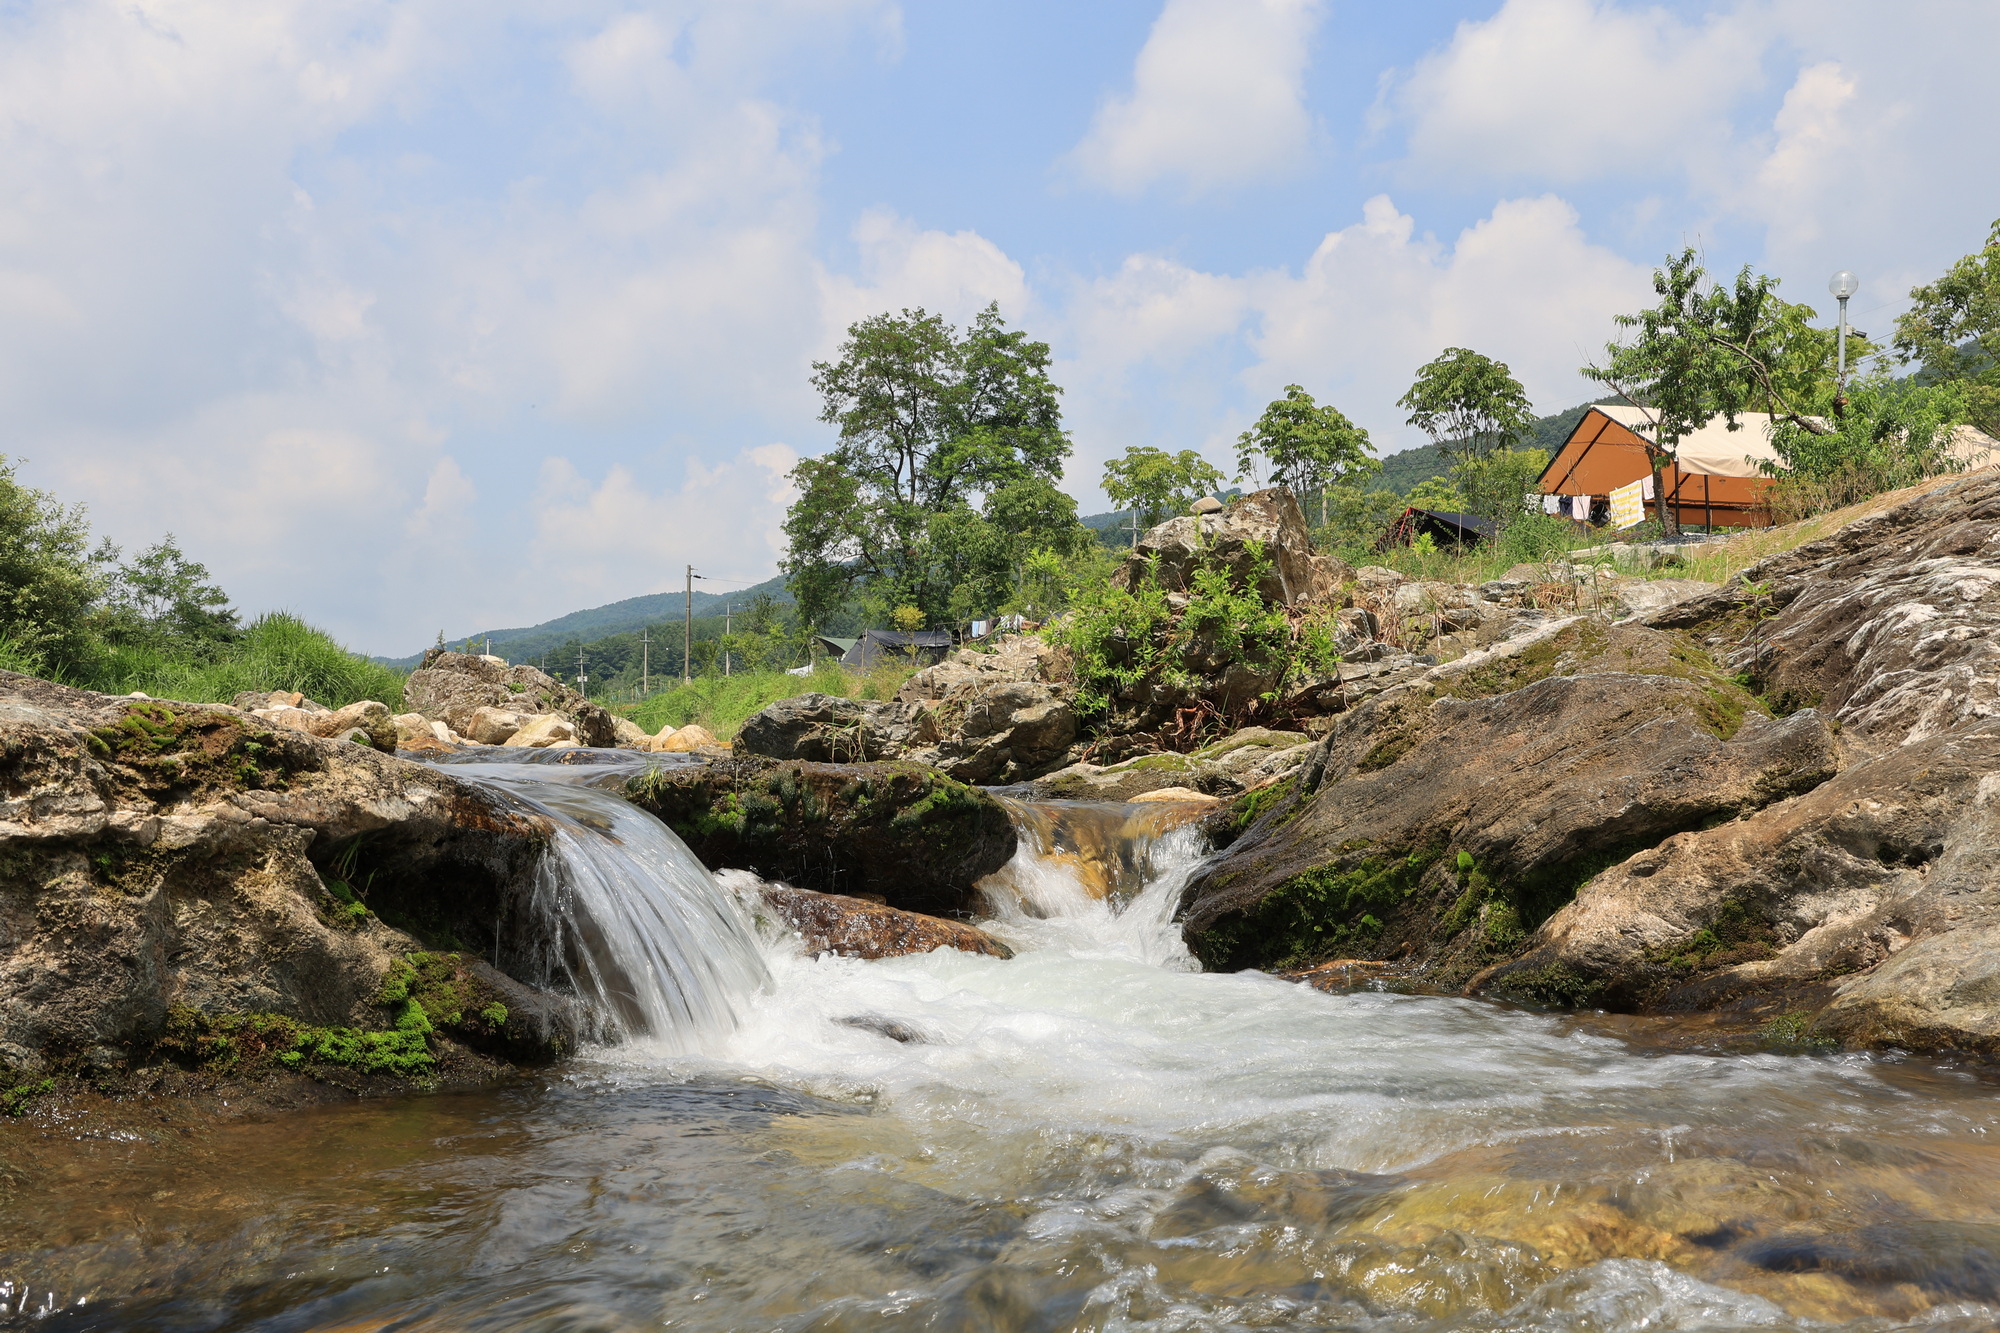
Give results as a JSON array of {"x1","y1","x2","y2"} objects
[
  {"x1": 84, "y1": 613, "x2": 406, "y2": 711},
  {"x1": 622, "y1": 659, "x2": 920, "y2": 740}
]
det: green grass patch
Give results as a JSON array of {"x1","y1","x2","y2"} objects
[
  {"x1": 627, "y1": 661, "x2": 859, "y2": 740},
  {"x1": 85, "y1": 612, "x2": 405, "y2": 710}
]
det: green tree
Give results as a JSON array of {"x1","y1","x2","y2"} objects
[
  {"x1": 101, "y1": 535, "x2": 239, "y2": 659},
  {"x1": 1894, "y1": 217, "x2": 2000, "y2": 436},
  {"x1": 1398, "y1": 349, "x2": 1536, "y2": 466},
  {"x1": 1451, "y1": 448, "x2": 1552, "y2": 527},
  {"x1": 785, "y1": 304, "x2": 1074, "y2": 627},
  {"x1": 1234, "y1": 384, "x2": 1378, "y2": 525},
  {"x1": 0, "y1": 455, "x2": 108, "y2": 676},
  {"x1": 1101, "y1": 445, "x2": 1225, "y2": 535}
]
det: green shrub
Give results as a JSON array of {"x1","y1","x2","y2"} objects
[
  {"x1": 86, "y1": 612, "x2": 404, "y2": 710},
  {"x1": 629, "y1": 660, "x2": 853, "y2": 740}
]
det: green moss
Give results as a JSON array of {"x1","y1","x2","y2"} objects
[
  {"x1": 1192, "y1": 846, "x2": 1442, "y2": 972},
  {"x1": 1648, "y1": 900, "x2": 1777, "y2": 973},
  {"x1": 157, "y1": 1004, "x2": 433, "y2": 1078},
  {"x1": 1495, "y1": 961, "x2": 1604, "y2": 1009},
  {"x1": 1228, "y1": 776, "x2": 1297, "y2": 833},
  {"x1": 0, "y1": 1072, "x2": 55, "y2": 1117},
  {"x1": 1759, "y1": 1010, "x2": 1835, "y2": 1050}
]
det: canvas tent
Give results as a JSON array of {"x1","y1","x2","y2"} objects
[
  {"x1": 1375, "y1": 507, "x2": 1498, "y2": 551},
  {"x1": 812, "y1": 635, "x2": 859, "y2": 660},
  {"x1": 1539, "y1": 404, "x2": 1784, "y2": 529},
  {"x1": 839, "y1": 629, "x2": 954, "y2": 671}
]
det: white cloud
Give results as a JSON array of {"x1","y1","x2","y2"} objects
[
  {"x1": 819, "y1": 209, "x2": 1032, "y2": 343},
  {"x1": 1390, "y1": 0, "x2": 1763, "y2": 184},
  {"x1": 1065, "y1": 0, "x2": 1324, "y2": 195},
  {"x1": 525, "y1": 444, "x2": 799, "y2": 614}
]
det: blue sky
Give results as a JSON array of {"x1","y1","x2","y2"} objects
[{"x1": 6, "y1": 0, "x2": 1997, "y2": 653}]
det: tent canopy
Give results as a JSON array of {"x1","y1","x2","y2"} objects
[
  {"x1": 1375, "y1": 507, "x2": 1497, "y2": 551},
  {"x1": 1587, "y1": 404, "x2": 1789, "y2": 478},
  {"x1": 839, "y1": 629, "x2": 954, "y2": 671}
]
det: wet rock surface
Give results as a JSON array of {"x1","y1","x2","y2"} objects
[
  {"x1": 0, "y1": 672, "x2": 576, "y2": 1082},
  {"x1": 625, "y1": 755, "x2": 1017, "y2": 918},
  {"x1": 752, "y1": 883, "x2": 1014, "y2": 961}
]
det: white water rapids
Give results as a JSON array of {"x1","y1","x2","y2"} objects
[
  {"x1": 428, "y1": 755, "x2": 2000, "y2": 1332},
  {"x1": 13, "y1": 754, "x2": 1998, "y2": 1331}
]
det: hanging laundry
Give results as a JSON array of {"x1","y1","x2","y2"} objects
[
  {"x1": 1608, "y1": 479, "x2": 1646, "y2": 530},
  {"x1": 1571, "y1": 494, "x2": 1591, "y2": 521},
  {"x1": 1543, "y1": 493, "x2": 1562, "y2": 515},
  {"x1": 1641, "y1": 473, "x2": 1656, "y2": 502}
]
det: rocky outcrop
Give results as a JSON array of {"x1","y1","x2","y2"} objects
[
  {"x1": 734, "y1": 692, "x2": 938, "y2": 763},
  {"x1": 1462, "y1": 471, "x2": 2000, "y2": 1048},
  {"x1": 404, "y1": 651, "x2": 619, "y2": 748},
  {"x1": 1034, "y1": 726, "x2": 1314, "y2": 801},
  {"x1": 0, "y1": 673, "x2": 579, "y2": 1081},
  {"x1": 1180, "y1": 620, "x2": 1840, "y2": 975},
  {"x1": 1113, "y1": 487, "x2": 1349, "y2": 608},
  {"x1": 230, "y1": 690, "x2": 400, "y2": 753},
  {"x1": 625, "y1": 756, "x2": 1017, "y2": 918},
  {"x1": 750, "y1": 882, "x2": 1014, "y2": 960}
]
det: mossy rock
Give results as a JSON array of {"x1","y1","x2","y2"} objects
[{"x1": 627, "y1": 757, "x2": 1016, "y2": 917}]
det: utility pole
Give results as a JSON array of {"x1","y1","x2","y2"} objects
[
  {"x1": 638, "y1": 628, "x2": 651, "y2": 697},
  {"x1": 576, "y1": 648, "x2": 587, "y2": 697},
  {"x1": 724, "y1": 603, "x2": 732, "y2": 677},
  {"x1": 1129, "y1": 508, "x2": 1141, "y2": 549},
  {"x1": 684, "y1": 565, "x2": 705, "y2": 684}
]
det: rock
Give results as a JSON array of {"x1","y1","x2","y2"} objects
[
  {"x1": 1033, "y1": 726, "x2": 1316, "y2": 802},
  {"x1": 655, "y1": 722, "x2": 719, "y2": 754},
  {"x1": 503, "y1": 714, "x2": 579, "y2": 748},
  {"x1": 735, "y1": 692, "x2": 935, "y2": 763},
  {"x1": 1478, "y1": 718, "x2": 2000, "y2": 1053},
  {"x1": 610, "y1": 716, "x2": 651, "y2": 748},
  {"x1": 1113, "y1": 488, "x2": 1349, "y2": 608},
  {"x1": 313, "y1": 700, "x2": 399, "y2": 753},
  {"x1": 1180, "y1": 619, "x2": 1840, "y2": 975},
  {"x1": 625, "y1": 757, "x2": 1016, "y2": 918},
  {"x1": 896, "y1": 634, "x2": 1055, "y2": 705},
  {"x1": 1606, "y1": 577, "x2": 1719, "y2": 620},
  {"x1": 403, "y1": 651, "x2": 618, "y2": 748},
  {"x1": 905, "y1": 680, "x2": 1078, "y2": 784},
  {"x1": 1644, "y1": 469, "x2": 2000, "y2": 750},
  {"x1": 466, "y1": 705, "x2": 526, "y2": 745},
  {"x1": 751, "y1": 883, "x2": 1013, "y2": 960},
  {"x1": 1130, "y1": 787, "x2": 1215, "y2": 804},
  {"x1": 392, "y1": 711, "x2": 440, "y2": 748},
  {"x1": 0, "y1": 672, "x2": 570, "y2": 1078}
]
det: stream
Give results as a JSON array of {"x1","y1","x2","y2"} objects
[{"x1": 5, "y1": 753, "x2": 2000, "y2": 1331}]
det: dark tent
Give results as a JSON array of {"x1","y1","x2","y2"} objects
[
  {"x1": 839, "y1": 629, "x2": 954, "y2": 670},
  {"x1": 813, "y1": 635, "x2": 859, "y2": 660},
  {"x1": 1374, "y1": 507, "x2": 1498, "y2": 552}
]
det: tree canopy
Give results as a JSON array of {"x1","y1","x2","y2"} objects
[
  {"x1": 1101, "y1": 445, "x2": 1225, "y2": 533},
  {"x1": 1894, "y1": 217, "x2": 2000, "y2": 436},
  {"x1": 1397, "y1": 349, "x2": 1536, "y2": 464},
  {"x1": 784, "y1": 304, "x2": 1084, "y2": 628},
  {"x1": 1234, "y1": 384, "x2": 1377, "y2": 524}
]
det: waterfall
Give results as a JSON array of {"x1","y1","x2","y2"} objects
[
  {"x1": 977, "y1": 796, "x2": 1213, "y2": 969},
  {"x1": 457, "y1": 761, "x2": 770, "y2": 1052}
]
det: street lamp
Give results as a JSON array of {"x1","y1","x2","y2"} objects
[{"x1": 1828, "y1": 270, "x2": 1860, "y2": 410}]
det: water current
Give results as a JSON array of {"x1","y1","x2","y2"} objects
[{"x1": 6, "y1": 754, "x2": 2000, "y2": 1332}]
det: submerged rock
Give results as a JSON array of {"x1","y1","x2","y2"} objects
[
  {"x1": 626, "y1": 756, "x2": 1016, "y2": 918},
  {"x1": 755, "y1": 884, "x2": 1013, "y2": 961},
  {"x1": 0, "y1": 672, "x2": 576, "y2": 1081}
]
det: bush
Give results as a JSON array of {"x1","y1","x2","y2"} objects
[
  {"x1": 1765, "y1": 377, "x2": 1972, "y2": 520},
  {"x1": 90, "y1": 612, "x2": 406, "y2": 710},
  {"x1": 629, "y1": 660, "x2": 853, "y2": 739}
]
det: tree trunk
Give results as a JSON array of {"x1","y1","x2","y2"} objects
[{"x1": 1651, "y1": 455, "x2": 1679, "y2": 536}]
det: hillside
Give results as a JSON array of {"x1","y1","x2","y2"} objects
[{"x1": 377, "y1": 572, "x2": 793, "y2": 668}]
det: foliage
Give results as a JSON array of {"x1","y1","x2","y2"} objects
[
  {"x1": 1450, "y1": 448, "x2": 1550, "y2": 526},
  {"x1": 1234, "y1": 385, "x2": 1378, "y2": 525},
  {"x1": 1894, "y1": 216, "x2": 2000, "y2": 436},
  {"x1": 629, "y1": 661, "x2": 855, "y2": 739},
  {"x1": 1398, "y1": 348, "x2": 1537, "y2": 464},
  {"x1": 99, "y1": 535, "x2": 240, "y2": 660},
  {"x1": 1101, "y1": 444, "x2": 1226, "y2": 531},
  {"x1": 1762, "y1": 375, "x2": 1971, "y2": 519},
  {"x1": 93, "y1": 612, "x2": 405, "y2": 711},
  {"x1": 785, "y1": 304, "x2": 1084, "y2": 627},
  {"x1": 1312, "y1": 485, "x2": 1411, "y2": 560},
  {"x1": 0, "y1": 454, "x2": 107, "y2": 676}
]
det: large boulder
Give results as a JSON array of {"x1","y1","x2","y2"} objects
[
  {"x1": 734, "y1": 692, "x2": 936, "y2": 763},
  {"x1": 403, "y1": 651, "x2": 618, "y2": 748},
  {"x1": 0, "y1": 673, "x2": 577, "y2": 1081},
  {"x1": 625, "y1": 756, "x2": 1016, "y2": 918},
  {"x1": 1179, "y1": 620, "x2": 1840, "y2": 975},
  {"x1": 1113, "y1": 487, "x2": 1350, "y2": 608}
]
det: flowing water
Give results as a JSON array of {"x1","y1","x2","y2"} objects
[{"x1": 6, "y1": 758, "x2": 2000, "y2": 1332}]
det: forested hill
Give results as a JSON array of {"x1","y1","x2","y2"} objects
[{"x1": 375, "y1": 573, "x2": 793, "y2": 669}]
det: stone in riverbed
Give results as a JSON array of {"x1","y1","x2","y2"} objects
[
  {"x1": 502, "y1": 714, "x2": 578, "y2": 748},
  {"x1": 751, "y1": 882, "x2": 1012, "y2": 961}
]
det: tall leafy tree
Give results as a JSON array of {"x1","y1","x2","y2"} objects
[
  {"x1": 1894, "y1": 217, "x2": 2000, "y2": 436},
  {"x1": 101, "y1": 535, "x2": 239, "y2": 658},
  {"x1": 1583, "y1": 249, "x2": 1848, "y2": 532},
  {"x1": 0, "y1": 454, "x2": 108, "y2": 674},
  {"x1": 1234, "y1": 384, "x2": 1378, "y2": 524},
  {"x1": 785, "y1": 304, "x2": 1077, "y2": 627},
  {"x1": 1101, "y1": 445, "x2": 1225, "y2": 534},
  {"x1": 1397, "y1": 349, "x2": 1536, "y2": 465}
]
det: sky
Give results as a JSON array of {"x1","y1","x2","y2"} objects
[{"x1": 5, "y1": 0, "x2": 1998, "y2": 655}]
